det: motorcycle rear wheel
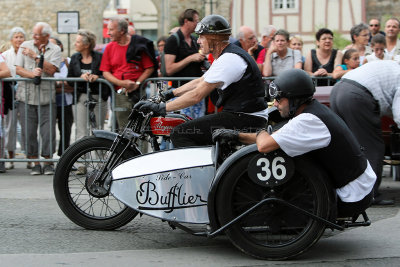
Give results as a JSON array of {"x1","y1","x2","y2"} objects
[
  {"x1": 54, "y1": 136, "x2": 140, "y2": 230},
  {"x1": 216, "y1": 153, "x2": 330, "y2": 260}
]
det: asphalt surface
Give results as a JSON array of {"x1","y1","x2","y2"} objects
[{"x1": 0, "y1": 162, "x2": 399, "y2": 266}]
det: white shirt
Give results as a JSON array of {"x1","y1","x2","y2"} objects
[
  {"x1": 272, "y1": 113, "x2": 376, "y2": 202},
  {"x1": 342, "y1": 60, "x2": 400, "y2": 127},
  {"x1": 364, "y1": 52, "x2": 391, "y2": 63},
  {"x1": 203, "y1": 52, "x2": 269, "y2": 119},
  {"x1": 2, "y1": 47, "x2": 17, "y2": 77}
]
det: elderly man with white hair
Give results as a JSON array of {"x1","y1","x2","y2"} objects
[
  {"x1": 234, "y1": 26, "x2": 264, "y2": 60},
  {"x1": 16, "y1": 22, "x2": 62, "y2": 175}
]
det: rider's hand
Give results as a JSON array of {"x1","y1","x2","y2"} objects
[
  {"x1": 212, "y1": 129, "x2": 239, "y2": 143},
  {"x1": 160, "y1": 89, "x2": 175, "y2": 101},
  {"x1": 134, "y1": 101, "x2": 166, "y2": 116}
]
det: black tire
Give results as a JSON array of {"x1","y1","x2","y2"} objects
[
  {"x1": 53, "y1": 136, "x2": 140, "y2": 230},
  {"x1": 216, "y1": 153, "x2": 330, "y2": 260}
]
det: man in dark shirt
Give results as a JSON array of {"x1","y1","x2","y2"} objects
[{"x1": 163, "y1": 8, "x2": 205, "y2": 88}]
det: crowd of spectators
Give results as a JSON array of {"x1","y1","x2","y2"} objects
[{"x1": 1, "y1": 12, "x2": 400, "y2": 175}]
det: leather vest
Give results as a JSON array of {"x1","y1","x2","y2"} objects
[
  {"x1": 210, "y1": 44, "x2": 267, "y2": 113},
  {"x1": 303, "y1": 100, "x2": 367, "y2": 188}
]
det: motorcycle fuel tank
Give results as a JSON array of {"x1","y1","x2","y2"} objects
[
  {"x1": 110, "y1": 147, "x2": 215, "y2": 224},
  {"x1": 150, "y1": 114, "x2": 189, "y2": 136}
]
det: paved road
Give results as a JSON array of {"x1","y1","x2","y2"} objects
[{"x1": 0, "y1": 163, "x2": 399, "y2": 266}]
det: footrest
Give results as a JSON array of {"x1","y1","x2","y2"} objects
[{"x1": 336, "y1": 211, "x2": 371, "y2": 228}]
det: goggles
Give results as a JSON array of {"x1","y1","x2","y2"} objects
[
  {"x1": 195, "y1": 22, "x2": 232, "y2": 35},
  {"x1": 269, "y1": 81, "x2": 283, "y2": 102},
  {"x1": 195, "y1": 22, "x2": 207, "y2": 34}
]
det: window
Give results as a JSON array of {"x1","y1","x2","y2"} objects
[{"x1": 273, "y1": 0, "x2": 298, "y2": 12}]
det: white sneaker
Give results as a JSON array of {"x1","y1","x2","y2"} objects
[
  {"x1": 30, "y1": 165, "x2": 42, "y2": 175},
  {"x1": 5, "y1": 162, "x2": 14, "y2": 170}
]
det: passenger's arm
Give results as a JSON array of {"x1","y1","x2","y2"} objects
[
  {"x1": 256, "y1": 130, "x2": 280, "y2": 153},
  {"x1": 237, "y1": 132, "x2": 257, "y2": 144}
]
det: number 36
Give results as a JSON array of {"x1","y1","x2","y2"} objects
[{"x1": 256, "y1": 157, "x2": 286, "y2": 181}]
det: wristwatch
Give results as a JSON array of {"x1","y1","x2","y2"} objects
[{"x1": 135, "y1": 81, "x2": 141, "y2": 85}]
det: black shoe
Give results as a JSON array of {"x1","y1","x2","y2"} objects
[
  {"x1": 0, "y1": 162, "x2": 6, "y2": 173},
  {"x1": 372, "y1": 198, "x2": 395, "y2": 205}
]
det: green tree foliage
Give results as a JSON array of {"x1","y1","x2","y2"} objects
[{"x1": 332, "y1": 30, "x2": 351, "y2": 50}]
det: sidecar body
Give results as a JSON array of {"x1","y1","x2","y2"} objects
[
  {"x1": 111, "y1": 147, "x2": 216, "y2": 224},
  {"x1": 110, "y1": 144, "x2": 371, "y2": 260}
]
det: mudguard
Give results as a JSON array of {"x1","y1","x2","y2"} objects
[
  {"x1": 207, "y1": 144, "x2": 337, "y2": 231},
  {"x1": 92, "y1": 129, "x2": 119, "y2": 141},
  {"x1": 208, "y1": 144, "x2": 259, "y2": 230}
]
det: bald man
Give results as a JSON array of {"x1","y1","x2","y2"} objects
[{"x1": 234, "y1": 25, "x2": 264, "y2": 61}]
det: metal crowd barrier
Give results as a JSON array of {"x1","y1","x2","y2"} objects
[
  {"x1": 0, "y1": 76, "x2": 335, "y2": 164},
  {"x1": 141, "y1": 76, "x2": 336, "y2": 100},
  {"x1": 0, "y1": 77, "x2": 116, "y2": 163}
]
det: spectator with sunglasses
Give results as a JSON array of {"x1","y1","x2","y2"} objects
[
  {"x1": 213, "y1": 69, "x2": 376, "y2": 218},
  {"x1": 368, "y1": 18, "x2": 385, "y2": 44}
]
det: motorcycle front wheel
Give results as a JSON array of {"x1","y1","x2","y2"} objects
[
  {"x1": 216, "y1": 154, "x2": 330, "y2": 260},
  {"x1": 53, "y1": 136, "x2": 140, "y2": 230}
]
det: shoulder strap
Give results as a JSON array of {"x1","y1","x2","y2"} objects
[
  {"x1": 160, "y1": 52, "x2": 167, "y2": 77},
  {"x1": 330, "y1": 49, "x2": 337, "y2": 63},
  {"x1": 172, "y1": 32, "x2": 180, "y2": 47}
]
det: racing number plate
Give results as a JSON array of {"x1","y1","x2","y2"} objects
[{"x1": 248, "y1": 150, "x2": 295, "y2": 187}]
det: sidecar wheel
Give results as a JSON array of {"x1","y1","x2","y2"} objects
[
  {"x1": 53, "y1": 136, "x2": 139, "y2": 230},
  {"x1": 216, "y1": 153, "x2": 330, "y2": 260}
]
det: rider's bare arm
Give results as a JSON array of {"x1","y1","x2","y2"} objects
[
  {"x1": 166, "y1": 80, "x2": 222, "y2": 111},
  {"x1": 256, "y1": 130, "x2": 280, "y2": 153},
  {"x1": 172, "y1": 77, "x2": 203, "y2": 97},
  {"x1": 237, "y1": 133, "x2": 257, "y2": 144}
]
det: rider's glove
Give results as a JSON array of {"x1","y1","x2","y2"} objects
[
  {"x1": 212, "y1": 129, "x2": 239, "y2": 143},
  {"x1": 134, "y1": 101, "x2": 167, "y2": 116},
  {"x1": 160, "y1": 89, "x2": 175, "y2": 101}
]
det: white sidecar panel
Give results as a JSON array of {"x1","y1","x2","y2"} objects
[
  {"x1": 110, "y1": 147, "x2": 215, "y2": 224},
  {"x1": 112, "y1": 147, "x2": 213, "y2": 179}
]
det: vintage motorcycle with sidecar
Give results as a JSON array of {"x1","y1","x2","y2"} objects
[{"x1": 53, "y1": 84, "x2": 371, "y2": 260}]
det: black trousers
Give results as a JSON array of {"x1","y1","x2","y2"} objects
[
  {"x1": 330, "y1": 80, "x2": 384, "y2": 197},
  {"x1": 337, "y1": 189, "x2": 373, "y2": 218},
  {"x1": 170, "y1": 111, "x2": 267, "y2": 147},
  {"x1": 57, "y1": 105, "x2": 74, "y2": 156}
]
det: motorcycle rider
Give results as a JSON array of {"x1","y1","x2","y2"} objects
[
  {"x1": 213, "y1": 69, "x2": 376, "y2": 218},
  {"x1": 135, "y1": 14, "x2": 268, "y2": 147}
]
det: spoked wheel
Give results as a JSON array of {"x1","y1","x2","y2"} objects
[
  {"x1": 216, "y1": 153, "x2": 330, "y2": 260},
  {"x1": 53, "y1": 136, "x2": 140, "y2": 230}
]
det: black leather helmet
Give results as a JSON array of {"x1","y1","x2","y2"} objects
[
  {"x1": 269, "y1": 69, "x2": 315, "y2": 100},
  {"x1": 195, "y1": 14, "x2": 231, "y2": 35}
]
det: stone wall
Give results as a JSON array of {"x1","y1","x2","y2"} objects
[
  {"x1": 0, "y1": 0, "x2": 232, "y2": 54},
  {"x1": 152, "y1": 0, "x2": 232, "y2": 36},
  {"x1": 366, "y1": 0, "x2": 400, "y2": 24},
  {"x1": 0, "y1": 0, "x2": 109, "y2": 55}
]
